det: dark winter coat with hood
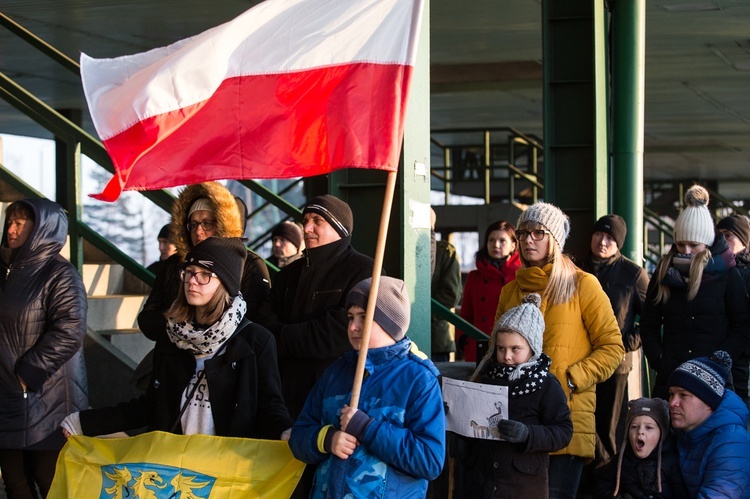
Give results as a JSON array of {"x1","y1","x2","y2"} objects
[
  {"x1": 259, "y1": 235, "x2": 374, "y2": 418},
  {"x1": 0, "y1": 198, "x2": 88, "y2": 449},
  {"x1": 641, "y1": 235, "x2": 750, "y2": 399},
  {"x1": 138, "y1": 182, "x2": 271, "y2": 341}
]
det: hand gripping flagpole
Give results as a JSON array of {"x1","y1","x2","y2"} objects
[{"x1": 349, "y1": 170, "x2": 397, "y2": 410}]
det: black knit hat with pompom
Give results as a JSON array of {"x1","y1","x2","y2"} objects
[{"x1": 668, "y1": 350, "x2": 731, "y2": 410}]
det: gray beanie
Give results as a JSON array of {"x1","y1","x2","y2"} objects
[
  {"x1": 493, "y1": 293, "x2": 545, "y2": 359},
  {"x1": 673, "y1": 185, "x2": 715, "y2": 247},
  {"x1": 189, "y1": 197, "x2": 214, "y2": 216},
  {"x1": 517, "y1": 202, "x2": 571, "y2": 250},
  {"x1": 346, "y1": 277, "x2": 410, "y2": 341}
]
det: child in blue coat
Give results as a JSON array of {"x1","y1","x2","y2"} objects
[{"x1": 289, "y1": 277, "x2": 446, "y2": 498}]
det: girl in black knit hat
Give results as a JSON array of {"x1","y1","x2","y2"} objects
[{"x1": 61, "y1": 237, "x2": 292, "y2": 441}]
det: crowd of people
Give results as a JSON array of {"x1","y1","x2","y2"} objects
[{"x1": 1, "y1": 182, "x2": 749, "y2": 498}]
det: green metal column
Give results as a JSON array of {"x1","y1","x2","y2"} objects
[
  {"x1": 542, "y1": 1, "x2": 609, "y2": 259},
  {"x1": 329, "y1": 0, "x2": 431, "y2": 351},
  {"x1": 611, "y1": 0, "x2": 645, "y2": 264},
  {"x1": 66, "y1": 140, "x2": 83, "y2": 272}
]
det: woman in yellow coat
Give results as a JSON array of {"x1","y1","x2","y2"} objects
[{"x1": 495, "y1": 202, "x2": 624, "y2": 499}]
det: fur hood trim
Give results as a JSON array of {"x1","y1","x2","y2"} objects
[{"x1": 171, "y1": 182, "x2": 243, "y2": 258}]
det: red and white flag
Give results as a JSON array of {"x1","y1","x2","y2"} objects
[{"x1": 81, "y1": 0, "x2": 424, "y2": 201}]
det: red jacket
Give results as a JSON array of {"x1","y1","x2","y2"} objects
[{"x1": 458, "y1": 252, "x2": 521, "y2": 361}]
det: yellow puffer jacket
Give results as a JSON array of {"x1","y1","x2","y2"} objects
[{"x1": 495, "y1": 264, "x2": 624, "y2": 459}]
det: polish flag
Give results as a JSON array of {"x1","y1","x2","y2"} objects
[{"x1": 81, "y1": 0, "x2": 424, "y2": 201}]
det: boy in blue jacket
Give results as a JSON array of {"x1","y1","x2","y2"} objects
[{"x1": 289, "y1": 276, "x2": 446, "y2": 498}]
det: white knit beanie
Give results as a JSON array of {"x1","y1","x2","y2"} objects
[
  {"x1": 516, "y1": 202, "x2": 571, "y2": 250},
  {"x1": 673, "y1": 185, "x2": 715, "y2": 246}
]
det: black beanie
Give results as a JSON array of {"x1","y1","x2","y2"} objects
[
  {"x1": 272, "y1": 221, "x2": 303, "y2": 250},
  {"x1": 183, "y1": 237, "x2": 247, "y2": 297},
  {"x1": 157, "y1": 224, "x2": 172, "y2": 241},
  {"x1": 303, "y1": 194, "x2": 353, "y2": 238},
  {"x1": 593, "y1": 214, "x2": 627, "y2": 249},
  {"x1": 717, "y1": 214, "x2": 750, "y2": 249}
]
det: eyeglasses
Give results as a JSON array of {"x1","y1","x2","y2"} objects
[
  {"x1": 179, "y1": 269, "x2": 218, "y2": 285},
  {"x1": 186, "y1": 220, "x2": 216, "y2": 233},
  {"x1": 516, "y1": 229, "x2": 551, "y2": 242}
]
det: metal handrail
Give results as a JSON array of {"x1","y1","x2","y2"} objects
[{"x1": 431, "y1": 299, "x2": 489, "y2": 341}]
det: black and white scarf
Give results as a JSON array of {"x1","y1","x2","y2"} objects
[
  {"x1": 166, "y1": 294, "x2": 247, "y2": 355},
  {"x1": 486, "y1": 353, "x2": 551, "y2": 397}
]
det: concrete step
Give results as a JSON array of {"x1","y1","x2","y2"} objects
[
  {"x1": 82, "y1": 263, "x2": 125, "y2": 296},
  {"x1": 87, "y1": 294, "x2": 147, "y2": 331},
  {"x1": 99, "y1": 328, "x2": 154, "y2": 366}
]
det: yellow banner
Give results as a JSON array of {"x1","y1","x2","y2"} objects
[{"x1": 50, "y1": 431, "x2": 305, "y2": 498}]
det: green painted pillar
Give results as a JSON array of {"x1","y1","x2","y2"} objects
[
  {"x1": 329, "y1": 0, "x2": 431, "y2": 351},
  {"x1": 611, "y1": 0, "x2": 645, "y2": 265},
  {"x1": 542, "y1": 1, "x2": 609, "y2": 259}
]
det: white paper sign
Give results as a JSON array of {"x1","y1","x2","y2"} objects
[{"x1": 442, "y1": 377, "x2": 509, "y2": 440}]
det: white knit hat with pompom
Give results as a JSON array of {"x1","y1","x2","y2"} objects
[{"x1": 673, "y1": 185, "x2": 715, "y2": 247}]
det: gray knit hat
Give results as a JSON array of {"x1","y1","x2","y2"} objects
[
  {"x1": 493, "y1": 293, "x2": 545, "y2": 360},
  {"x1": 673, "y1": 185, "x2": 715, "y2": 247},
  {"x1": 668, "y1": 350, "x2": 731, "y2": 411},
  {"x1": 189, "y1": 197, "x2": 214, "y2": 216},
  {"x1": 517, "y1": 202, "x2": 571, "y2": 250},
  {"x1": 303, "y1": 194, "x2": 353, "y2": 238},
  {"x1": 346, "y1": 277, "x2": 410, "y2": 341}
]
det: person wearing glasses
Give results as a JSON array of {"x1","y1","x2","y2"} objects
[
  {"x1": 61, "y1": 237, "x2": 292, "y2": 441},
  {"x1": 494, "y1": 202, "x2": 624, "y2": 499},
  {"x1": 138, "y1": 182, "x2": 271, "y2": 342}
]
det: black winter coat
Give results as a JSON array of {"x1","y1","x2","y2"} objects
[
  {"x1": 79, "y1": 319, "x2": 292, "y2": 439},
  {"x1": 594, "y1": 437, "x2": 689, "y2": 499},
  {"x1": 0, "y1": 199, "x2": 88, "y2": 449},
  {"x1": 257, "y1": 236, "x2": 374, "y2": 418},
  {"x1": 581, "y1": 253, "x2": 649, "y2": 373},
  {"x1": 641, "y1": 238, "x2": 750, "y2": 399},
  {"x1": 462, "y1": 366, "x2": 573, "y2": 498}
]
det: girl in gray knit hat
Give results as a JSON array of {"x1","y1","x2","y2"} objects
[
  {"x1": 495, "y1": 201, "x2": 624, "y2": 497},
  {"x1": 464, "y1": 293, "x2": 573, "y2": 498}
]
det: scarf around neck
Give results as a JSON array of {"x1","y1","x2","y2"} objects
[
  {"x1": 486, "y1": 353, "x2": 551, "y2": 397},
  {"x1": 166, "y1": 294, "x2": 247, "y2": 355}
]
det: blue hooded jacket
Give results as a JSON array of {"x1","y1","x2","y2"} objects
[
  {"x1": 289, "y1": 338, "x2": 446, "y2": 498},
  {"x1": 675, "y1": 389, "x2": 750, "y2": 498}
]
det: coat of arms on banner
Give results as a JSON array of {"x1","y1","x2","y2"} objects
[
  {"x1": 99, "y1": 463, "x2": 215, "y2": 498},
  {"x1": 442, "y1": 377, "x2": 509, "y2": 440}
]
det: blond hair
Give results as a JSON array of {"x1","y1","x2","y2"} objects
[
  {"x1": 518, "y1": 222, "x2": 578, "y2": 306},
  {"x1": 652, "y1": 246, "x2": 711, "y2": 303}
]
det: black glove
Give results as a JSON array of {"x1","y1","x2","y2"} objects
[{"x1": 496, "y1": 419, "x2": 529, "y2": 443}]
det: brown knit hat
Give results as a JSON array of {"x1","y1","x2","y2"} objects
[
  {"x1": 614, "y1": 398, "x2": 671, "y2": 496},
  {"x1": 272, "y1": 221, "x2": 303, "y2": 250},
  {"x1": 346, "y1": 277, "x2": 410, "y2": 341},
  {"x1": 717, "y1": 214, "x2": 750, "y2": 249},
  {"x1": 593, "y1": 214, "x2": 627, "y2": 249}
]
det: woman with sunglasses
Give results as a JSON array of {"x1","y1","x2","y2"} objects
[
  {"x1": 494, "y1": 202, "x2": 624, "y2": 499},
  {"x1": 61, "y1": 237, "x2": 292, "y2": 440}
]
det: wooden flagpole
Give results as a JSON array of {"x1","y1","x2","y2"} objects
[{"x1": 349, "y1": 170, "x2": 398, "y2": 409}]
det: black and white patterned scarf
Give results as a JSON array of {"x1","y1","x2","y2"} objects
[
  {"x1": 486, "y1": 353, "x2": 551, "y2": 397},
  {"x1": 166, "y1": 294, "x2": 247, "y2": 355}
]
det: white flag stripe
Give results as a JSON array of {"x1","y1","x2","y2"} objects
[{"x1": 81, "y1": 0, "x2": 423, "y2": 140}]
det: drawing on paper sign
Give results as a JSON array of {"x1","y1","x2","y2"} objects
[{"x1": 442, "y1": 377, "x2": 509, "y2": 440}]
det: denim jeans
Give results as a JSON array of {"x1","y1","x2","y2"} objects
[{"x1": 548, "y1": 454, "x2": 585, "y2": 499}]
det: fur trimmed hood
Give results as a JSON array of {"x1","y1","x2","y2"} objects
[{"x1": 171, "y1": 182, "x2": 243, "y2": 258}]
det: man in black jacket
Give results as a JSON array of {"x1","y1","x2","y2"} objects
[
  {"x1": 258, "y1": 194, "x2": 375, "y2": 419},
  {"x1": 580, "y1": 215, "x2": 649, "y2": 470}
]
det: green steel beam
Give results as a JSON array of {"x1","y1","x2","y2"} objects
[
  {"x1": 542, "y1": 1, "x2": 609, "y2": 258},
  {"x1": 0, "y1": 12, "x2": 79, "y2": 75},
  {"x1": 612, "y1": 0, "x2": 646, "y2": 264},
  {"x1": 431, "y1": 299, "x2": 488, "y2": 341},
  {"x1": 66, "y1": 141, "x2": 84, "y2": 272},
  {"x1": 238, "y1": 179, "x2": 303, "y2": 220},
  {"x1": 77, "y1": 222, "x2": 156, "y2": 286}
]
